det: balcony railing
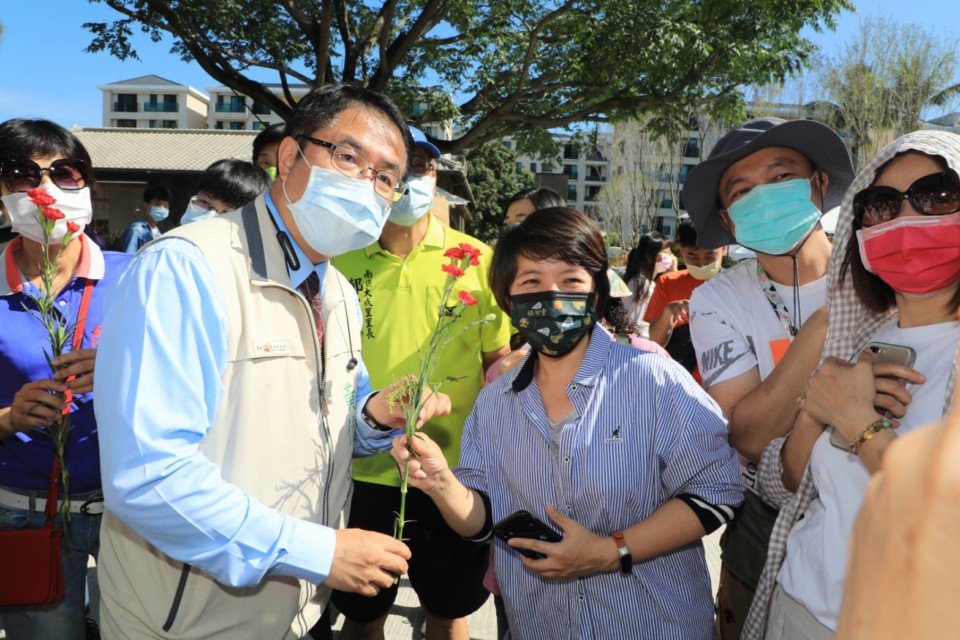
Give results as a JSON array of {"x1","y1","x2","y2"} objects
[
  {"x1": 144, "y1": 102, "x2": 179, "y2": 112},
  {"x1": 113, "y1": 102, "x2": 138, "y2": 112},
  {"x1": 215, "y1": 103, "x2": 246, "y2": 113}
]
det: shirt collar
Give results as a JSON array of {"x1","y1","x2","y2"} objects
[
  {"x1": 509, "y1": 323, "x2": 612, "y2": 393},
  {"x1": 0, "y1": 233, "x2": 104, "y2": 296},
  {"x1": 363, "y1": 214, "x2": 445, "y2": 258},
  {"x1": 264, "y1": 192, "x2": 327, "y2": 290}
]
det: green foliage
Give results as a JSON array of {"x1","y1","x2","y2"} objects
[
  {"x1": 84, "y1": 0, "x2": 852, "y2": 153},
  {"x1": 462, "y1": 141, "x2": 534, "y2": 244}
]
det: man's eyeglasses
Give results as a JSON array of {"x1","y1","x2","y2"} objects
[
  {"x1": 0, "y1": 158, "x2": 89, "y2": 193},
  {"x1": 297, "y1": 135, "x2": 406, "y2": 202},
  {"x1": 854, "y1": 171, "x2": 960, "y2": 227}
]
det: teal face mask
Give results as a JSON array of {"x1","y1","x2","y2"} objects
[
  {"x1": 510, "y1": 291, "x2": 597, "y2": 358},
  {"x1": 388, "y1": 175, "x2": 435, "y2": 226},
  {"x1": 726, "y1": 177, "x2": 821, "y2": 255}
]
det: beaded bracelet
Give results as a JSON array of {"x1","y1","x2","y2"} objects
[{"x1": 847, "y1": 418, "x2": 893, "y2": 455}]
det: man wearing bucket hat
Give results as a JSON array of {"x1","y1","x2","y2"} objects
[
  {"x1": 330, "y1": 125, "x2": 512, "y2": 640},
  {"x1": 683, "y1": 117, "x2": 854, "y2": 639}
]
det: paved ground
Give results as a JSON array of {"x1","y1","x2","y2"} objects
[{"x1": 0, "y1": 528, "x2": 722, "y2": 639}]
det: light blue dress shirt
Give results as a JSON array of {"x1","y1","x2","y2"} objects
[{"x1": 94, "y1": 194, "x2": 397, "y2": 588}]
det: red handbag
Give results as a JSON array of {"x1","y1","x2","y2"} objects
[{"x1": 0, "y1": 458, "x2": 65, "y2": 605}]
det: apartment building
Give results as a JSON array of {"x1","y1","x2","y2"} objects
[
  {"x1": 505, "y1": 131, "x2": 613, "y2": 218},
  {"x1": 206, "y1": 84, "x2": 311, "y2": 131},
  {"x1": 97, "y1": 75, "x2": 209, "y2": 129}
]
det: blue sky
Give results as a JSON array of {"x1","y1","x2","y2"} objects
[{"x1": 0, "y1": 0, "x2": 957, "y2": 128}]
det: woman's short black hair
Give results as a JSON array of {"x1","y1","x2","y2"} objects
[
  {"x1": 0, "y1": 118, "x2": 95, "y2": 188},
  {"x1": 284, "y1": 84, "x2": 414, "y2": 177},
  {"x1": 490, "y1": 207, "x2": 610, "y2": 316},
  {"x1": 841, "y1": 150, "x2": 960, "y2": 314},
  {"x1": 197, "y1": 159, "x2": 271, "y2": 210},
  {"x1": 624, "y1": 231, "x2": 670, "y2": 303}
]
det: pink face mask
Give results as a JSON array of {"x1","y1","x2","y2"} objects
[
  {"x1": 654, "y1": 253, "x2": 675, "y2": 275},
  {"x1": 857, "y1": 211, "x2": 960, "y2": 295}
]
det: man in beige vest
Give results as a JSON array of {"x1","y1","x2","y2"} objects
[{"x1": 93, "y1": 84, "x2": 450, "y2": 639}]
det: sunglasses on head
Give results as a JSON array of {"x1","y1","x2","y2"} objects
[
  {"x1": 0, "y1": 158, "x2": 89, "y2": 193},
  {"x1": 853, "y1": 170, "x2": 960, "y2": 227}
]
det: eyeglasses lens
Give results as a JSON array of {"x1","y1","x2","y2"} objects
[
  {"x1": 856, "y1": 172, "x2": 960, "y2": 227},
  {"x1": 1, "y1": 159, "x2": 86, "y2": 192}
]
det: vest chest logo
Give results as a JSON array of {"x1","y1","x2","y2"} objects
[{"x1": 253, "y1": 340, "x2": 288, "y2": 355}]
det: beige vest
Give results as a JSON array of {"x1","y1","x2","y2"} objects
[{"x1": 99, "y1": 196, "x2": 361, "y2": 639}]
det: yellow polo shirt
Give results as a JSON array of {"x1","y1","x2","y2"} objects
[{"x1": 334, "y1": 216, "x2": 512, "y2": 486}]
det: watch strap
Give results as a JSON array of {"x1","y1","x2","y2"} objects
[
  {"x1": 611, "y1": 530, "x2": 632, "y2": 575},
  {"x1": 361, "y1": 393, "x2": 393, "y2": 431}
]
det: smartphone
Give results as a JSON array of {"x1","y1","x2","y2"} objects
[
  {"x1": 491, "y1": 510, "x2": 563, "y2": 560},
  {"x1": 828, "y1": 341, "x2": 917, "y2": 450}
]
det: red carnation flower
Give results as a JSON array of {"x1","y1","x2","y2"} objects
[
  {"x1": 28, "y1": 189, "x2": 57, "y2": 207},
  {"x1": 441, "y1": 263, "x2": 465, "y2": 278},
  {"x1": 42, "y1": 207, "x2": 65, "y2": 221},
  {"x1": 66, "y1": 221, "x2": 81, "y2": 234},
  {"x1": 459, "y1": 243, "x2": 481, "y2": 259},
  {"x1": 458, "y1": 290, "x2": 479, "y2": 306},
  {"x1": 444, "y1": 247, "x2": 465, "y2": 260}
]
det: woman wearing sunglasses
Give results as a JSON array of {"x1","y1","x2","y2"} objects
[
  {"x1": 742, "y1": 130, "x2": 960, "y2": 640},
  {"x1": 0, "y1": 118, "x2": 132, "y2": 639}
]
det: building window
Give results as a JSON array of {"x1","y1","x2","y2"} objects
[
  {"x1": 114, "y1": 94, "x2": 138, "y2": 112},
  {"x1": 515, "y1": 162, "x2": 523, "y2": 173},
  {"x1": 148, "y1": 120, "x2": 158, "y2": 128},
  {"x1": 661, "y1": 194, "x2": 674, "y2": 209},
  {"x1": 229, "y1": 122, "x2": 245, "y2": 130},
  {"x1": 563, "y1": 164, "x2": 578, "y2": 180},
  {"x1": 563, "y1": 143, "x2": 579, "y2": 160},
  {"x1": 684, "y1": 137, "x2": 700, "y2": 158},
  {"x1": 680, "y1": 164, "x2": 692, "y2": 184},
  {"x1": 162, "y1": 120, "x2": 177, "y2": 129},
  {"x1": 252, "y1": 121, "x2": 266, "y2": 131},
  {"x1": 215, "y1": 121, "x2": 225, "y2": 130},
  {"x1": 216, "y1": 95, "x2": 246, "y2": 113},
  {"x1": 503, "y1": 140, "x2": 512, "y2": 150},
  {"x1": 567, "y1": 184, "x2": 578, "y2": 201},
  {"x1": 251, "y1": 101, "x2": 271, "y2": 115},
  {"x1": 587, "y1": 166, "x2": 605, "y2": 182},
  {"x1": 116, "y1": 119, "x2": 136, "y2": 128},
  {"x1": 530, "y1": 162, "x2": 537, "y2": 173},
  {"x1": 585, "y1": 185, "x2": 602, "y2": 202},
  {"x1": 586, "y1": 145, "x2": 607, "y2": 162}
]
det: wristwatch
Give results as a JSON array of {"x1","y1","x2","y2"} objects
[
  {"x1": 361, "y1": 393, "x2": 393, "y2": 432},
  {"x1": 610, "y1": 531, "x2": 632, "y2": 575}
]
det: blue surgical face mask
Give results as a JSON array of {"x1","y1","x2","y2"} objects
[
  {"x1": 181, "y1": 197, "x2": 217, "y2": 224},
  {"x1": 726, "y1": 177, "x2": 821, "y2": 255},
  {"x1": 388, "y1": 175, "x2": 435, "y2": 226},
  {"x1": 149, "y1": 205, "x2": 170, "y2": 222},
  {"x1": 282, "y1": 163, "x2": 390, "y2": 259}
]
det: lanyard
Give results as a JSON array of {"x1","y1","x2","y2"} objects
[{"x1": 756, "y1": 261, "x2": 798, "y2": 339}]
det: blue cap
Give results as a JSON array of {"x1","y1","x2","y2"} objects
[{"x1": 409, "y1": 125, "x2": 441, "y2": 159}]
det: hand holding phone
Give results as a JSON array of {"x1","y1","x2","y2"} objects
[{"x1": 492, "y1": 510, "x2": 563, "y2": 560}]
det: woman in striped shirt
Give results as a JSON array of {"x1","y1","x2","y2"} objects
[{"x1": 393, "y1": 207, "x2": 743, "y2": 639}]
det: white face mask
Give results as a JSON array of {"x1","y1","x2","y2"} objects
[
  {"x1": 388, "y1": 175, "x2": 435, "y2": 226},
  {"x1": 654, "y1": 252, "x2": 675, "y2": 275},
  {"x1": 149, "y1": 205, "x2": 170, "y2": 222},
  {"x1": 1, "y1": 185, "x2": 93, "y2": 244},
  {"x1": 282, "y1": 164, "x2": 390, "y2": 259},
  {"x1": 686, "y1": 259, "x2": 723, "y2": 281},
  {"x1": 181, "y1": 197, "x2": 218, "y2": 224}
]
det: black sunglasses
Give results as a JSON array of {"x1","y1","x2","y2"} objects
[
  {"x1": 0, "y1": 158, "x2": 89, "y2": 193},
  {"x1": 854, "y1": 170, "x2": 960, "y2": 227}
]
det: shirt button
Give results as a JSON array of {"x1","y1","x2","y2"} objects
[
  {"x1": 578, "y1": 594, "x2": 585, "y2": 601},
  {"x1": 565, "y1": 504, "x2": 572, "y2": 512},
  {"x1": 58, "y1": 300, "x2": 67, "y2": 307},
  {"x1": 563, "y1": 456, "x2": 570, "y2": 463}
]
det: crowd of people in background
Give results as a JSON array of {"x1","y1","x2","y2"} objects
[{"x1": 0, "y1": 83, "x2": 959, "y2": 640}]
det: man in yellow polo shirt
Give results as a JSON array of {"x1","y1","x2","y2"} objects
[{"x1": 331, "y1": 127, "x2": 511, "y2": 640}]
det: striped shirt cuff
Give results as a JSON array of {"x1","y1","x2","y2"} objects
[
  {"x1": 756, "y1": 436, "x2": 795, "y2": 508},
  {"x1": 676, "y1": 494, "x2": 736, "y2": 534}
]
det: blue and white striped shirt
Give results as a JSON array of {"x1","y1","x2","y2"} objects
[{"x1": 455, "y1": 324, "x2": 743, "y2": 640}]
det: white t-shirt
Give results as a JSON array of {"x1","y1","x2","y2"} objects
[
  {"x1": 779, "y1": 319, "x2": 960, "y2": 631},
  {"x1": 622, "y1": 277, "x2": 655, "y2": 338},
  {"x1": 689, "y1": 259, "x2": 827, "y2": 492}
]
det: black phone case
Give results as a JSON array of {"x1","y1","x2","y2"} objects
[{"x1": 492, "y1": 510, "x2": 563, "y2": 560}]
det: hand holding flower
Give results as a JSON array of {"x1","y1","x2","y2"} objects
[
  {"x1": 1, "y1": 379, "x2": 68, "y2": 437},
  {"x1": 390, "y1": 431, "x2": 452, "y2": 494},
  {"x1": 367, "y1": 378, "x2": 452, "y2": 430},
  {"x1": 52, "y1": 348, "x2": 97, "y2": 395}
]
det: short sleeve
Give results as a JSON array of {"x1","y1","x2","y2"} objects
[{"x1": 689, "y1": 283, "x2": 759, "y2": 388}]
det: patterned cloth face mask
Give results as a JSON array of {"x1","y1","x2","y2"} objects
[{"x1": 510, "y1": 291, "x2": 597, "y2": 358}]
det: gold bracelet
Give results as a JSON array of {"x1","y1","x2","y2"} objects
[{"x1": 847, "y1": 418, "x2": 893, "y2": 455}]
